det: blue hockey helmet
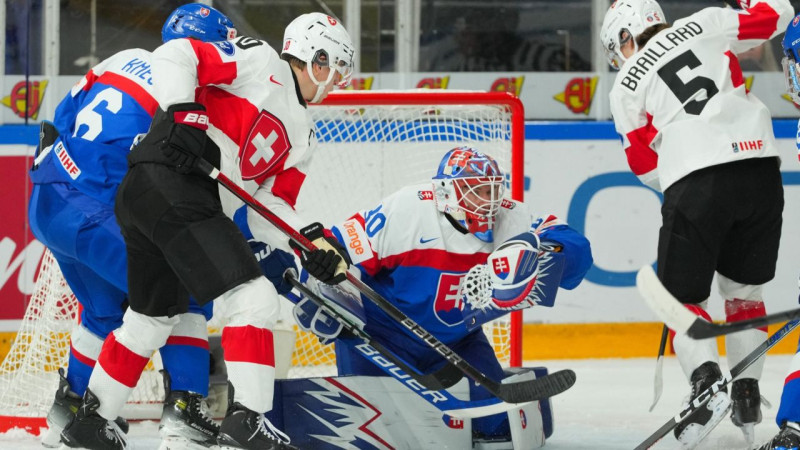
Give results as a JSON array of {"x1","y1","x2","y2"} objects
[
  {"x1": 782, "y1": 14, "x2": 800, "y2": 104},
  {"x1": 432, "y1": 147, "x2": 506, "y2": 243},
  {"x1": 162, "y1": 3, "x2": 237, "y2": 44}
]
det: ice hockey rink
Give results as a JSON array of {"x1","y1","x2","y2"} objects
[{"x1": 0, "y1": 354, "x2": 793, "y2": 449}]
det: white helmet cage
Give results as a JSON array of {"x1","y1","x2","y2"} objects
[
  {"x1": 600, "y1": 0, "x2": 666, "y2": 69},
  {"x1": 282, "y1": 13, "x2": 355, "y2": 103}
]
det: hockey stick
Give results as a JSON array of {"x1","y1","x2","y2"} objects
[
  {"x1": 648, "y1": 325, "x2": 668, "y2": 412},
  {"x1": 284, "y1": 270, "x2": 462, "y2": 391},
  {"x1": 637, "y1": 265, "x2": 800, "y2": 338},
  {"x1": 634, "y1": 318, "x2": 800, "y2": 449},
  {"x1": 285, "y1": 272, "x2": 535, "y2": 419},
  {"x1": 197, "y1": 159, "x2": 577, "y2": 404}
]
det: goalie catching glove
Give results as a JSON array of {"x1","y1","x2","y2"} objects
[
  {"x1": 290, "y1": 222, "x2": 352, "y2": 284},
  {"x1": 462, "y1": 232, "x2": 542, "y2": 311}
]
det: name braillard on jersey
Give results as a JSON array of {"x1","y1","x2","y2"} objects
[{"x1": 620, "y1": 21, "x2": 704, "y2": 92}]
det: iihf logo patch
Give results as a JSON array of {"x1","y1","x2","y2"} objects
[
  {"x1": 520, "y1": 410, "x2": 527, "y2": 429},
  {"x1": 492, "y1": 257, "x2": 511, "y2": 280}
]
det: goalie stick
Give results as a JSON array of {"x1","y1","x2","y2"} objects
[
  {"x1": 283, "y1": 270, "x2": 462, "y2": 391},
  {"x1": 284, "y1": 271, "x2": 539, "y2": 419},
  {"x1": 637, "y1": 265, "x2": 800, "y2": 338},
  {"x1": 634, "y1": 317, "x2": 800, "y2": 449},
  {"x1": 196, "y1": 158, "x2": 577, "y2": 404}
]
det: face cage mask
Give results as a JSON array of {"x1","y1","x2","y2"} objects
[
  {"x1": 783, "y1": 57, "x2": 800, "y2": 104},
  {"x1": 308, "y1": 49, "x2": 354, "y2": 103},
  {"x1": 452, "y1": 177, "x2": 506, "y2": 242},
  {"x1": 605, "y1": 28, "x2": 635, "y2": 70}
]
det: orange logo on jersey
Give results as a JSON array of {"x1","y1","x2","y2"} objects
[
  {"x1": 490, "y1": 77, "x2": 524, "y2": 96},
  {"x1": 2, "y1": 80, "x2": 48, "y2": 119},
  {"x1": 343, "y1": 220, "x2": 365, "y2": 256},
  {"x1": 553, "y1": 76, "x2": 598, "y2": 115},
  {"x1": 416, "y1": 76, "x2": 450, "y2": 89}
]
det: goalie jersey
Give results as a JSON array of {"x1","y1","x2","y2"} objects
[
  {"x1": 29, "y1": 49, "x2": 157, "y2": 205},
  {"x1": 149, "y1": 36, "x2": 316, "y2": 250},
  {"x1": 330, "y1": 183, "x2": 532, "y2": 344},
  {"x1": 609, "y1": 0, "x2": 793, "y2": 192}
]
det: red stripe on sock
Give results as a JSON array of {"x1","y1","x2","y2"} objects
[
  {"x1": 221, "y1": 325, "x2": 274, "y2": 367},
  {"x1": 725, "y1": 298, "x2": 768, "y2": 332},
  {"x1": 97, "y1": 333, "x2": 150, "y2": 388},
  {"x1": 70, "y1": 344, "x2": 96, "y2": 368},
  {"x1": 165, "y1": 336, "x2": 210, "y2": 350},
  {"x1": 669, "y1": 304, "x2": 713, "y2": 352},
  {"x1": 785, "y1": 370, "x2": 800, "y2": 385}
]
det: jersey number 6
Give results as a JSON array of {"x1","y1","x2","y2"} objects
[{"x1": 657, "y1": 50, "x2": 719, "y2": 115}]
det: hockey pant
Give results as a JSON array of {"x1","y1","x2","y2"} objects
[
  {"x1": 336, "y1": 327, "x2": 510, "y2": 437},
  {"x1": 113, "y1": 163, "x2": 278, "y2": 414},
  {"x1": 28, "y1": 182, "x2": 212, "y2": 396}
]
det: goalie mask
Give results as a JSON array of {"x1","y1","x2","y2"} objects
[
  {"x1": 282, "y1": 13, "x2": 356, "y2": 103},
  {"x1": 162, "y1": 3, "x2": 237, "y2": 43},
  {"x1": 433, "y1": 147, "x2": 506, "y2": 243},
  {"x1": 600, "y1": 0, "x2": 666, "y2": 69},
  {"x1": 783, "y1": 14, "x2": 800, "y2": 104}
]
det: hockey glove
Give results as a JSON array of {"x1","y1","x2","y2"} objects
[
  {"x1": 531, "y1": 215, "x2": 592, "y2": 290},
  {"x1": 161, "y1": 103, "x2": 212, "y2": 174},
  {"x1": 248, "y1": 240, "x2": 297, "y2": 295},
  {"x1": 290, "y1": 222, "x2": 352, "y2": 285}
]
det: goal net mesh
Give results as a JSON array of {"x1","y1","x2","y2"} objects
[{"x1": 0, "y1": 90, "x2": 522, "y2": 420}]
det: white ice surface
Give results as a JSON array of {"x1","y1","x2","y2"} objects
[{"x1": 0, "y1": 355, "x2": 793, "y2": 449}]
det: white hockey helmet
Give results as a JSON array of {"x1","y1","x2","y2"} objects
[
  {"x1": 432, "y1": 147, "x2": 506, "y2": 243},
  {"x1": 600, "y1": 0, "x2": 666, "y2": 69},
  {"x1": 282, "y1": 13, "x2": 355, "y2": 103}
]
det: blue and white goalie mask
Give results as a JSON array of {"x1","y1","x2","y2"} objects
[
  {"x1": 783, "y1": 14, "x2": 800, "y2": 104},
  {"x1": 432, "y1": 147, "x2": 506, "y2": 242}
]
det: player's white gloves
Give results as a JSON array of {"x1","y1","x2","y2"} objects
[
  {"x1": 461, "y1": 232, "x2": 542, "y2": 311},
  {"x1": 290, "y1": 222, "x2": 351, "y2": 285}
]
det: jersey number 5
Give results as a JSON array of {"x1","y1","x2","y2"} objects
[{"x1": 657, "y1": 50, "x2": 719, "y2": 115}]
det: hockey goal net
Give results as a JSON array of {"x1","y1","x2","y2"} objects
[{"x1": 0, "y1": 89, "x2": 525, "y2": 428}]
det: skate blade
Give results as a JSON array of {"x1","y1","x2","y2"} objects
[
  {"x1": 42, "y1": 425, "x2": 64, "y2": 448},
  {"x1": 679, "y1": 393, "x2": 732, "y2": 450},
  {"x1": 738, "y1": 423, "x2": 755, "y2": 448}
]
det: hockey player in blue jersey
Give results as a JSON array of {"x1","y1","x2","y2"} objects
[
  {"x1": 278, "y1": 147, "x2": 593, "y2": 446},
  {"x1": 756, "y1": 14, "x2": 800, "y2": 450},
  {"x1": 27, "y1": 4, "x2": 236, "y2": 448}
]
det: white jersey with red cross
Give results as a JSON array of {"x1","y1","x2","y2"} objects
[
  {"x1": 609, "y1": 0, "x2": 793, "y2": 192},
  {"x1": 150, "y1": 36, "x2": 315, "y2": 250}
]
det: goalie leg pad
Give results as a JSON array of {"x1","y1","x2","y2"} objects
[
  {"x1": 160, "y1": 312, "x2": 210, "y2": 395},
  {"x1": 504, "y1": 368, "x2": 547, "y2": 449}
]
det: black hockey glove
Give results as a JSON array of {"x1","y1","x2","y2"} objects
[
  {"x1": 160, "y1": 103, "x2": 211, "y2": 174},
  {"x1": 290, "y1": 222, "x2": 352, "y2": 285}
]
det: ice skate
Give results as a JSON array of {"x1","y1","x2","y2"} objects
[
  {"x1": 217, "y1": 402, "x2": 296, "y2": 450},
  {"x1": 757, "y1": 421, "x2": 800, "y2": 450},
  {"x1": 59, "y1": 388, "x2": 128, "y2": 450},
  {"x1": 158, "y1": 371, "x2": 220, "y2": 450},
  {"x1": 43, "y1": 368, "x2": 128, "y2": 448},
  {"x1": 730, "y1": 378, "x2": 762, "y2": 447},
  {"x1": 673, "y1": 362, "x2": 732, "y2": 449}
]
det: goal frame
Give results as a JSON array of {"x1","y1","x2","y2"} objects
[{"x1": 315, "y1": 89, "x2": 526, "y2": 366}]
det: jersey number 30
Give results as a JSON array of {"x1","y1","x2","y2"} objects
[{"x1": 658, "y1": 50, "x2": 719, "y2": 115}]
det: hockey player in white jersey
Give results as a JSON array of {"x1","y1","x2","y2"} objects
[
  {"x1": 60, "y1": 12, "x2": 355, "y2": 450},
  {"x1": 755, "y1": 13, "x2": 800, "y2": 450},
  {"x1": 28, "y1": 4, "x2": 237, "y2": 449},
  {"x1": 602, "y1": 0, "x2": 792, "y2": 447}
]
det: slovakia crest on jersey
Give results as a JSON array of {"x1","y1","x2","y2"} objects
[{"x1": 432, "y1": 273, "x2": 465, "y2": 327}]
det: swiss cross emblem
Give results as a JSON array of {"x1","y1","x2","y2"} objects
[
  {"x1": 492, "y1": 256, "x2": 510, "y2": 280},
  {"x1": 240, "y1": 110, "x2": 292, "y2": 182},
  {"x1": 432, "y1": 273, "x2": 465, "y2": 327}
]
